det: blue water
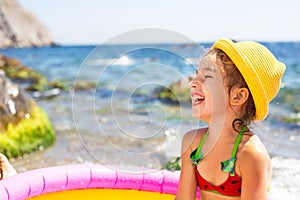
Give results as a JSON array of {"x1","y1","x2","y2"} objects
[{"x1": 1, "y1": 42, "x2": 299, "y2": 114}]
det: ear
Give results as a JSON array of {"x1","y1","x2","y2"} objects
[{"x1": 230, "y1": 87, "x2": 249, "y2": 106}]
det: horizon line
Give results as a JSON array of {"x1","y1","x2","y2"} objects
[{"x1": 54, "y1": 39, "x2": 300, "y2": 47}]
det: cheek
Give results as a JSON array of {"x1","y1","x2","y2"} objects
[{"x1": 207, "y1": 82, "x2": 228, "y2": 110}]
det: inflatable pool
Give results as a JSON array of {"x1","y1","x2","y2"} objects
[{"x1": 0, "y1": 164, "x2": 180, "y2": 200}]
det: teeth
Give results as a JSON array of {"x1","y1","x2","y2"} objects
[{"x1": 193, "y1": 96, "x2": 204, "y2": 101}]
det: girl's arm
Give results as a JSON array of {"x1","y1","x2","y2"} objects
[
  {"x1": 239, "y1": 137, "x2": 271, "y2": 200},
  {"x1": 175, "y1": 131, "x2": 198, "y2": 200}
]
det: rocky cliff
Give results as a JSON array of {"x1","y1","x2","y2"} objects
[{"x1": 0, "y1": 0, "x2": 54, "y2": 48}]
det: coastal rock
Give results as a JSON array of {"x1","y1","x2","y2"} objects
[
  {"x1": 0, "y1": 54, "x2": 65, "y2": 93},
  {"x1": 155, "y1": 76, "x2": 193, "y2": 103},
  {"x1": 72, "y1": 81, "x2": 97, "y2": 92},
  {"x1": 0, "y1": 72, "x2": 56, "y2": 158},
  {"x1": 0, "y1": 71, "x2": 33, "y2": 132},
  {"x1": 0, "y1": 0, "x2": 54, "y2": 48}
]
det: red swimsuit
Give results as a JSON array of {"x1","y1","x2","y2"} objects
[
  {"x1": 193, "y1": 167, "x2": 242, "y2": 196},
  {"x1": 190, "y1": 129, "x2": 245, "y2": 197}
]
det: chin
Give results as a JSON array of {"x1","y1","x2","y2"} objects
[{"x1": 191, "y1": 111, "x2": 208, "y2": 122}]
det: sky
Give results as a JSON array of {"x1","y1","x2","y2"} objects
[{"x1": 18, "y1": 0, "x2": 300, "y2": 45}]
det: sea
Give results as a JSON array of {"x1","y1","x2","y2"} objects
[{"x1": 0, "y1": 42, "x2": 299, "y2": 199}]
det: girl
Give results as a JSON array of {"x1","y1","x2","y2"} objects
[{"x1": 176, "y1": 38, "x2": 286, "y2": 200}]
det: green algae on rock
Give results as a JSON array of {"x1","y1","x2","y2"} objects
[
  {"x1": 0, "y1": 54, "x2": 66, "y2": 92},
  {"x1": 0, "y1": 105, "x2": 55, "y2": 158},
  {"x1": 0, "y1": 72, "x2": 56, "y2": 158},
  {"x1": 155, "y1": 76, "x2": 193, "y2": 103},
  {"x1": 162, "y1": 157, "x2": 181, "y2": 171}
]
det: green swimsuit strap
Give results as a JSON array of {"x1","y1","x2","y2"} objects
[
  {"x1": 190, "y1": 130, "x2": 209, "y2": 165},
  {"x1": 196, "y1": 130, "x2": 209, "y2": 155},
  {"x1": 221, "y1": 126, "x2": 248, "y2": 175},
  {"x1": 231, "y1": 126, "x2": 247, "y2": 158}
]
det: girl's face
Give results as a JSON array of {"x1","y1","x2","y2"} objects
[{"x1": 190, "y1": 53, "x2": 229, "y2": 123}]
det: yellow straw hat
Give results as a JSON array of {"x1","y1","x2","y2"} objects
[{"x1": 212, "y1": 38, "x2": 286, "y2": 120}]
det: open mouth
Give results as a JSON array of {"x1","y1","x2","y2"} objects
[{"x1": 191, "y1": 93, "x2": 205, "y2": 105}]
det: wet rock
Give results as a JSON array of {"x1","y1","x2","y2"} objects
[
  {"x1": 0, "y1": 54, "x2": 66, "y2": 92},
  {"x1": 155, "y1": 76, "x2": 192, "y2": 103},
  {"x1": 162, "y1": 157, "x2": 181, "y2": 171},
  {"x1": 0, "y1": 72, "x2": 56, "y2": 158},
  {"x1": 0, "y1": 71, "x2": 33, "y2": 131},
  {"x1": 72, "y1": 81, "x2": 97, "y2": 92}
]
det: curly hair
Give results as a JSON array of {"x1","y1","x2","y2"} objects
[{"x1": 208, "y1": 49, "x2": 256, "y2": 131}]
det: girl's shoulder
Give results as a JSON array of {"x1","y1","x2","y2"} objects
[
  {"x1": 182, "y1": 127, "x2": 208, "y2": 151},
  {"x1": 236, "y1": 133, "x2": 272, "y2": 183},
  {"x1": 240, "y1": 134, "x2": 269, "y2": 156},
  {"x1": 238, "y1": 134, "x2": 271, "y2": 168}
]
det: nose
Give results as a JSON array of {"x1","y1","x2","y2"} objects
[
  {"x1": 189, "y1": 79, "x2": 196, "y2": 89},
  {"x1": 189, "y1": 76, "x2": 200, "y2": 89}
]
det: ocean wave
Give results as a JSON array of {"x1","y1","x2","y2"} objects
[
  {"x1": 271, "y1": 157, "x2": 300, "y2": 200},
  {"x1": 85, "y1": 55, "x2": 135, "y2": 66}
]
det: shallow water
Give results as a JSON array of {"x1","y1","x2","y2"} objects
[
  {"x1": 271, "y1": 157, "x2": 300, "y2": 200},
  {"x1": 9, "y1": 91, "x2": 300, "y2": 199}
]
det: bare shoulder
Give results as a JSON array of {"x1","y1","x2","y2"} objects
[
  {"x1": 181, "y1": 128, "x2": 208, "y2": 153},
  {"x1": 177, "y1": 129, "x2": 207, "y2": 199},
  {"x1": 237, "y1": 133, "x2": 272, "y2": 195},
  {"x1": 240, "y1": 134, "x2": 270, "y2": 159},
  {"x1": 238, "y1": 133, "x2": 271, "y2": 174}
]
